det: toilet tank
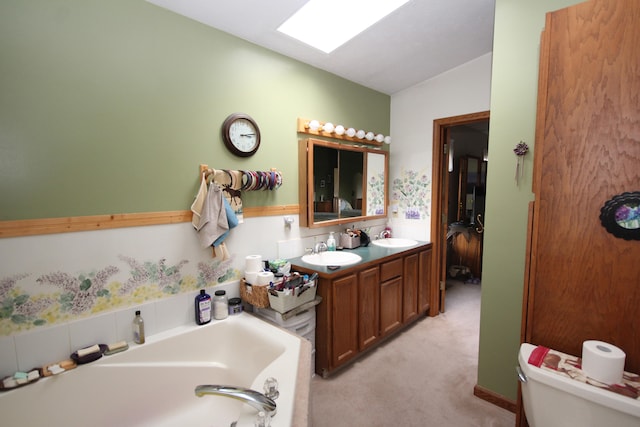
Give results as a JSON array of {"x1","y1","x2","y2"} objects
[{"x1": 518, "y1": 343, "x2": 640, "y2": 427}]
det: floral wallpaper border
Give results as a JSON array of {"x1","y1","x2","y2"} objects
[{"x1": 0, "y1": 255, "x2": 238, "y2": 335}]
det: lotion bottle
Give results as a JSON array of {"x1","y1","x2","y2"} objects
[
  {"x1": 195, "y1": 289, "x2": 212, "y2": 325},
  {"x1": 132, "y1": 310, "x2": 145, "y2": 344},
  {"x1": 327, "y1": 232, "x2": 336, "y2": 251}
]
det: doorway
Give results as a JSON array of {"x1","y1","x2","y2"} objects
[{"x1": 430, "y1": 111, "x2": 489, "y2": 312}]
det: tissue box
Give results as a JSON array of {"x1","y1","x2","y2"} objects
[{"x1": 340, "y1": 234, "x2": 360, "y2": 249}]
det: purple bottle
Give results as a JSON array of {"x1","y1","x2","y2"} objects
[{"x1": 195, "y1": 289, "x2": 211, "y2": 325}]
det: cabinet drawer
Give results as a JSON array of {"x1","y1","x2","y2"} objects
[{"x1": 380, "y1": 258, "x2": 403, "y2": 282}]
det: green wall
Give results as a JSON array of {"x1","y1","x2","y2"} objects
[
  {"x1": 0, "y1": 0, "x2": 389, "y2": 221},
  {"x1": 478, "y1": 0, "x2": 584, "y2": 401}
]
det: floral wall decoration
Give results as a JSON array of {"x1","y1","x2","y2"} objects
[
  {"x1": 367, "y1": 172, "x2": 386, "y2": 215},
  {"x1": 0, "y1": 255, "x2": 238, "y2": 335},
  {"x1": 392, "y1": 169, "x2": 432, "y2": 220}
]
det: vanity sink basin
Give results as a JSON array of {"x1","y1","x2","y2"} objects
[
  {"x1": 301, "y1": 251, "x2": 362, "y2": 267},
  {"x1": 371, "y1": 238, "x2": 418, "y2": 248}
]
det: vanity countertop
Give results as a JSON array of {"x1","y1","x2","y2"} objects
[{"x1": 289, "y1": 241, "x2": 431, "y2": 277}]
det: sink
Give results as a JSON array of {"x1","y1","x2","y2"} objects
[
  {"x1": 301, "y1": 251, "x2": 362, "y2": 267},
  {"x1": 371, "y1": 238, "x2": 418, "y2": 248}
]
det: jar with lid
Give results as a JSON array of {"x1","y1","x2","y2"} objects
[
  {"x1": 213, "y1": 290, "x2": 229, "y2": 320},
  {"x1": 228, "y1": 297, "x2": 243, "y2": 315}
]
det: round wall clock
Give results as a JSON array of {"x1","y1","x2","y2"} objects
[{"x1": 221, "y1": 113, "x2": 261, "y2": 157}]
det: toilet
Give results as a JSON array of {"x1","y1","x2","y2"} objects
[{"x1": 518, "y1": 343, "x2": 640, "y2": 427}]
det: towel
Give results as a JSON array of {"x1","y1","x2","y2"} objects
[
  {"x1": 210, "y1": 191, "x2": 239, "y2": 260},
  {"x1": 197, "y1": 183, "x2": 229, "y2": 248},
  {"x1": 528, "y1": 345, "x2": 640, "y2": 400},
  {"x1": 213, "y1": 169, "x2": 244, "y2": 223},
  {"x1": 190, "y1": 173, "x2": 208, "y2": 228}
]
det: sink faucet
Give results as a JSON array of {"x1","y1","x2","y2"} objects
[
  {"x1": 378, "y1": 229, "x2": 391, "y2": 239},
  {"x1": 195, "y1": 385, "x2": 277, "y2": 417},
  {"x1": 313, "y1": 242, "x2": 328, "y2": 253}
]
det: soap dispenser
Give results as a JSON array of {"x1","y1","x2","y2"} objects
[{"x1": 327, "y1": 232, "x2": 336, "y2": 251}]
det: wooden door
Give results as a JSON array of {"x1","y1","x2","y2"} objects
[
  {"x1": 418, "y1": 249, "x2": 432, "y2": 314},
  {"x1": 403, "y1": 253, "x2": 419, "y2": 322},
  {"x1": 331, "y1": 274, "x2": 359, "y2": 368},
  {"x1": 358, "y1": 266, "x2": 380, "y2": 350},
  {"x1": 380, "y1": 277, "x2": 403, "y2": 336},
  {"x1": 520, "y1": 5, "x2": 640, "y2": 426}
]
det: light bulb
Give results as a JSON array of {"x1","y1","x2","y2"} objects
[
  {"x1": 308, "y1": 120, "x2": 320, "y2": 131},
  {"x1": 323, "y1": 122, "x2": 334, "y2": 133},
  {"x1": 365, "y1": 131, "x2": 374, "y2": 141},
  {"x1": 356, "y1": 130, "x2": 365, "y2": 139},
  {"x1": 346, "y1": 128, "x2": 356, "y2": 137},
  {"x1": 384, "y1": 136, "x2": 392, "y2": 144},
  {"x1": 375, "y1": 133, "x2": 384, "y2": 143},
  {"x1": 335, "y1": 125, "x2": 345, "y2": 135}
]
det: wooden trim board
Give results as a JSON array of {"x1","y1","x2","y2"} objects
[{"x1": 0, "y1": 205, "x2": 300, "y2": 238}]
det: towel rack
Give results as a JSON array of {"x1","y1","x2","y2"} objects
[{"x1": 199, "y1": 164, "x2": 282, "y2": 191}]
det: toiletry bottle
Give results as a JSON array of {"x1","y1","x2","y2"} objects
[
  {"x1": 132, "y1": 310, "x2": 145, "y2": 344},
  {"x1": 327, "y1": 232, "x2": 336, "y2": 251},
  {"x1": 195, "y1": 289, "x2": 212, "y2": 325},
  {"x1": 213, "y1": 290, "x2": 229, "y2": 320}
]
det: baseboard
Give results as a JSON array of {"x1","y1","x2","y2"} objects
[{"x1": 473, "y1": 384, "x2": 517, "y2": 413}]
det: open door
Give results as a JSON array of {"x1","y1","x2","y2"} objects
[{"x1": 431, "y1": 112, "x2": 489, "y2": 313}]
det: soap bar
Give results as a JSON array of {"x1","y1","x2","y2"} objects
[{"x1": 77, "y1": 344, "x2": 100, "y2": 358}]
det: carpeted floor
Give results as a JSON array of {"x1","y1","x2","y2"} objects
[{"x1": 309, "y1": 281, "x2": 516, "y2": 427}]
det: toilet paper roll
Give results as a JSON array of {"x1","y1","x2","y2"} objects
[
  {"x1": 582, "y1": 340, "x2": 626, "y2": 384},
  {"x1": 245, "y1": 255, "x2": 263, "y2": 273},
  {"x1": 256, "y1": 271, "x2": 274, "y2": 286},
  {"x1": 245, "y1": 271, "x2": 259, "y2": 285}
]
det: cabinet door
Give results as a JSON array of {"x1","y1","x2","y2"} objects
[
  {"x1": 403, "y1": 253, "x2": 419, "y2": 323},
  {"x1": 380, "y1": 276, "x2": 402, "y2": 336},
  {"x1": 331, "y1": 274, "x2": 359, "y2": 368},
  {"x1": 418, "y1": 249, "x2": 432, "y2": 314},
  {"x1": 358, "y1": 266, "x2": 380, "y2": 351}
]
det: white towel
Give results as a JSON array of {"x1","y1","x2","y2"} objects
[
  {"x1": 190, "y1": 173, "x2": 208, "y2": 228},
  {"x1": 196, "y1": 183, "x2": 229, "y2": 248}
]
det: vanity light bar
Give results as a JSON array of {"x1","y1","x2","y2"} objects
[{"x1": 297, "y1": 118, "x2": 391, "y2": 147}]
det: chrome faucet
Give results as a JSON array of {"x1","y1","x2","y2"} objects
[
  {"x1": 313, "y1": 242, "x2": 328, "y2": 254},
  {"x1": 195, "y1": 385, "x2": 277, "y2": 417},
  {"x1": 378, "y1": 229, "x2": 391, "y2": 239}
]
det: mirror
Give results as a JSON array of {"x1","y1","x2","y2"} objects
[
  {"x1": 299, "y1": 138, "x2": 388, "y2": 228},
  {"x1": 457, "y1": 155, "x2": 486, "y2": 224}
]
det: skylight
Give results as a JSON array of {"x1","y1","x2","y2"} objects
[{"x1": 277, "y1": 0, "x2": 410, "y2": 54}]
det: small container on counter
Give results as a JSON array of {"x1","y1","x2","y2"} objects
[
  {"x1": 213, "y1": 290, "x2": 228, "y2": 320},
  {"x1": 228, "y1": 297, "x2": 243, "y2": 315}
]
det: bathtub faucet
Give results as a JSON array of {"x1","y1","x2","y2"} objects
[{"x1": 195, "y1": 385, "x2": 277, "y2": 417}]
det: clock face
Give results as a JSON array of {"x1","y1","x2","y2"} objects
[{"x1": 222, "y1": 113, "x2": 261, "y2": 157}]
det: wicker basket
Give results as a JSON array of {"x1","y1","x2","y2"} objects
[{"x1": 239, "y1": 279, "x2": 270, "y2": 308}]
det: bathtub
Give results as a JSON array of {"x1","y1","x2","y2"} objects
[{"x1": 0, "y1": 313, "x2": 309, "y2": 427}]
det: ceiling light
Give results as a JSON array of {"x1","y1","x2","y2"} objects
[{"x1": 277, "y1": 0, "x2": 410, "y2": 53}]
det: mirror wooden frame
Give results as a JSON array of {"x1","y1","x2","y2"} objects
[{"x1": 298, "y1": 138, "x2": 388, "y2": 228}]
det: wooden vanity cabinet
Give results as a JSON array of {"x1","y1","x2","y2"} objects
[
  {"x1": 329, "y1": 273, "x2": 358, "y2": 368},
  {"x1": 402, "y1": 253, "x2": 419, "y2": 323},
  {"x1": 296, "y1": 244, "x2": 432, "y2": 377},
  {"x1": 379, "y1": 258, "x2": 403, "y2": 337},
  {"x1": 358, "y1": 266, "x2": 380, "y2": 351},
  {"x1": 418, "y1": 249, "x2": 432, "y2": 314}
]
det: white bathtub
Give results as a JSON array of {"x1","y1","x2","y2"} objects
[{"x1": 0, "y1": 313, "x2": 308, "y2": 427}]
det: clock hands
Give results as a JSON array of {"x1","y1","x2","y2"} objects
[{"x1": 240, "y1": 133, "x2": 256, "y2": 137}]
